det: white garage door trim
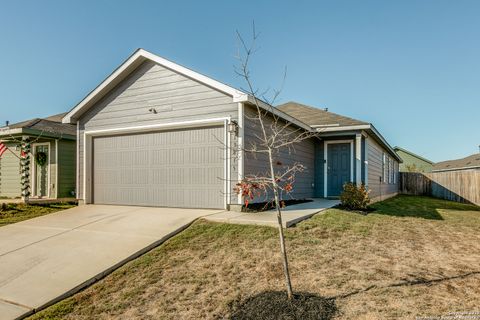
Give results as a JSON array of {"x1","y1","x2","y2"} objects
[{"x1": 83, "y1": 117, "x2": 231, "y2": 209}]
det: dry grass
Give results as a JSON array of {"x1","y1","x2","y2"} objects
[
  {"x1": 0, "y1": 203, "x2": 75, "y2": 226},
  {"x1": 30, "y1": 196, "x2": 480, "y2": 319}
]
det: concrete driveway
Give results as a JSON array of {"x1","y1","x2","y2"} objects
[{"x1": 0, "y1": 205, "x2": 221, "y2": 320}]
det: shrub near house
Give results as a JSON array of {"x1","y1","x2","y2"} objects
[{"x1": 340, "y1": 182, "x2": 371, "y2": 211}]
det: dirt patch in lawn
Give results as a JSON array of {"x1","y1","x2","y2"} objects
[
  {"x1": 0, "y1": 202, "x2": 76, "y2": 226},
  {"x1": 30, "y1": 195, "x2": 480, "y2": 319}
]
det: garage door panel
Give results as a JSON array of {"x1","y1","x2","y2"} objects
[{"x1": 92, "y1": 126, "x2": 224, "y2": 208}]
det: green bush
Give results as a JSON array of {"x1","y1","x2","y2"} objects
[{"x1": 340, "y1": 182, "x2": 371, "y2": 211}]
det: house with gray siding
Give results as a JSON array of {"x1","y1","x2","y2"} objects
[
  {"x1": 0, "y1": 114, "x2": 76, "y2": 199},
  {"x1": 62, "y1": 49, "x2": 401, "y2": 209}
]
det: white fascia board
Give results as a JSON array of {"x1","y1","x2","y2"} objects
[
  {"x1": 63, "y1": 48, "x2": 248, "y2": 124},
  {"x1": 432, "y1": 166, "x2": 480, "y2": 172},
  {"x1": 316, "y1": 124, "x2": 371, "y2": 132},
  {"x1": 83, "y1": 117, "x2": 229, "y2": 137},
  {"x1": 239, "y1": 95, "x2": 313, "y2": 132},
  {"x1": 0, "y1": 128, "x2": 23, "y2": 137}
]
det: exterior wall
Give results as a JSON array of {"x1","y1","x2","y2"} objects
[
  {"x1": 243, "y1": 104, "x2": 316, "y2": 202},
  {"x1": 77, "y1": 60, "x2": 239, "y2": 204},
  {"x1": 367, "y1": 136, "x2": 399, "y2": 202},
  {"x1": 0, "y1": 142, "x2": 21, "y2": 198},
  {"x1": 396, "y1": 150, "x2": 433, "y2": 173},
  {"x1": 57, "y1": 139, "x2": 76, "y2": 198}
]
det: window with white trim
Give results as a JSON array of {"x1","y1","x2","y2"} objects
[
  {"x1": 393, "y1": 161, "x2": 397, "y2": 184},
  {"x1": 389, "y1": 157, "x2": 394, "y2": 184},
  {"x1": 382, "y1": 153, "x2": 387, "y2": 183}
]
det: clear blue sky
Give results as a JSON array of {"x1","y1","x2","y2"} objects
[{"x1": 1, "y1": 1, "x2": 479, "y2": 162}]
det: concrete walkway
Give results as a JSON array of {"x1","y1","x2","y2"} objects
[
  {"x1": 0, "y1": 205, "x2": 221, "y2": 320},
  {"x1": 206, "y1": 198, "x2": 340, "y2": 228}
]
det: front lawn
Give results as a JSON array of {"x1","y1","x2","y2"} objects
[
  {"x1": 30, "y1": 196, "x2": 480, "y2": 319},
  {"x1": 0, "y1": 202, "x2": 76, "y2": 226}
]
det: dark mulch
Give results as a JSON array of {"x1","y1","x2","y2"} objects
[
  {"x1": 225, "y1": 291, "x2": 337, "y2": 320},
  {"x1": 333, "y1": 204, "x2": 376, "y2": 215},
  {"x1": 243, "y1": 199, "x2": 313, "y2": 213}
]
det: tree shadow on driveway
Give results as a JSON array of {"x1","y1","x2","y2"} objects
[{"x1": 223, "y1": 290, "x2": 337, "y2": 320}]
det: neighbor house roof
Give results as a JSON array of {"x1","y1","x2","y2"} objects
[
  {"x1": 277, "y1": 101, "x2": 402, "y2": 162},
  {"x1": 393, "y1": 146, "x2": 434, "y2": 164},
  {"x1": 0, "y1": 112, "x2": 76, "y2": 139},
  {"x1": 433, "y1": 153, "x2": 480, "y2": 172}
]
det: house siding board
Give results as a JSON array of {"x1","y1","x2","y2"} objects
[
  {"x1": 243, "y1": 105, "x2": 315, "y2": 202},
  {"x1": 57, "y1": 140, "x2": 76, "y2": 198},
  {"x1": 368, "y1": 137, "x2": 398, "y2": 201},
  {"x1": 77, "y1": 60, "x2": 239, "y2": 203},
  {"x1": 0, "y1": 143, "x2": 21, "y2": 198}
]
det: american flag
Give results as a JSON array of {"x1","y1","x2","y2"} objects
[{"x1": 0, "y1": 142, "x2": 7, "y2": 158}]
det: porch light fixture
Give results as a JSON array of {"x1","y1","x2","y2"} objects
[{"x1": 228, "y1": 120, "x2": 238, "y2": 135}]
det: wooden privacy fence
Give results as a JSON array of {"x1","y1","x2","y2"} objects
[{"x1": 399, "y1": 170, "x2": 480, "y2": 206}]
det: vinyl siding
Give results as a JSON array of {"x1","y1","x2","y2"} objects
[
  {"x1": 243, "y1": 105, "x2": 315, "y2": 202},
  {"x1": 367, "y1": 137, "x2": 399, "y2": 202},
  {"x1": 0, "y1": 143, "x2": 21, "y2": 198},
  {"x1": 57, "y1": 139, "x2": 76, "y2": 198},
  {"x1": 396, "y1": 150, "x2": 433, "y2": 173},
  {"x1": 77, "y1": 60, "x2": 239, "y2": 204}
]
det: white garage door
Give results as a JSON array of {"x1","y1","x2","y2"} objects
[{"x1": 92, "y1": 126, "x2": 224, "y2": 209}]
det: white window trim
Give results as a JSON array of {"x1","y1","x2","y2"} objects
[
  {"x1": 355, "y1": 134, "x2": 362, "y2": 186},
  {"x1": 382, "y1": 152, "x2": 387, "y2": 183},
  {"x1": 82, "y1": 117, "x2": 230, "y2": 209},
  {"x1": 31, "y1": 142, "x2": 51, "y2": 198},
  {"x1": 237, "y1": 102, "x2": 245, "y2": 205},
  {"x1": 55, "y1": 139, "x2": 59, "y2": 198},
  {"x1": 324, "y1": 139, "x2": 354, "y2": 198}
]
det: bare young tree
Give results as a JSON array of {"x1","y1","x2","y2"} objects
[{"x1": 233, "y1": 25, "x2": 317, "y2": 300}]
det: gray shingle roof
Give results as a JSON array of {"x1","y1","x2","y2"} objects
[
  {"x1": 433, "y1": 153, "x2": 480, "y2": 171},
  {"x1": 276, "y1": 101, "x2": 369, "y2": 127},
  {"x1": 1, "y1": 113, "x2": 75, "y2": 136}
]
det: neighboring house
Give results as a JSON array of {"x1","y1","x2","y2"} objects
[
  {"x1": 62, "y1": 49, "x2": 401, "y2": 209},
  {"x1": 433, "y1": 153, "x2": 480, "y2": 172},
  {"x1": 394, "y1": 146, "x2": 434, "y2": 172},
  {"x1": 0, "y1": 113, "x2": 76, "y2": 199}
]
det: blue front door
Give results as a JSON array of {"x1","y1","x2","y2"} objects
[{"x1": 327, "y1": 143, "x2": 351, "y2": 197}]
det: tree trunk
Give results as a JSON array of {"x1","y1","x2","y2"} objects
[{"x1": 268, "y1": 149, "x2": 294, "y2": 300}]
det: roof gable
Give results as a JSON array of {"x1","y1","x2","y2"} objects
[
  {"x1": 394, "y1": 147, "x2": 434, "y2": 164},
  {"x1": 62, "y1": 49, "x2": 248, "y2": 124}
]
